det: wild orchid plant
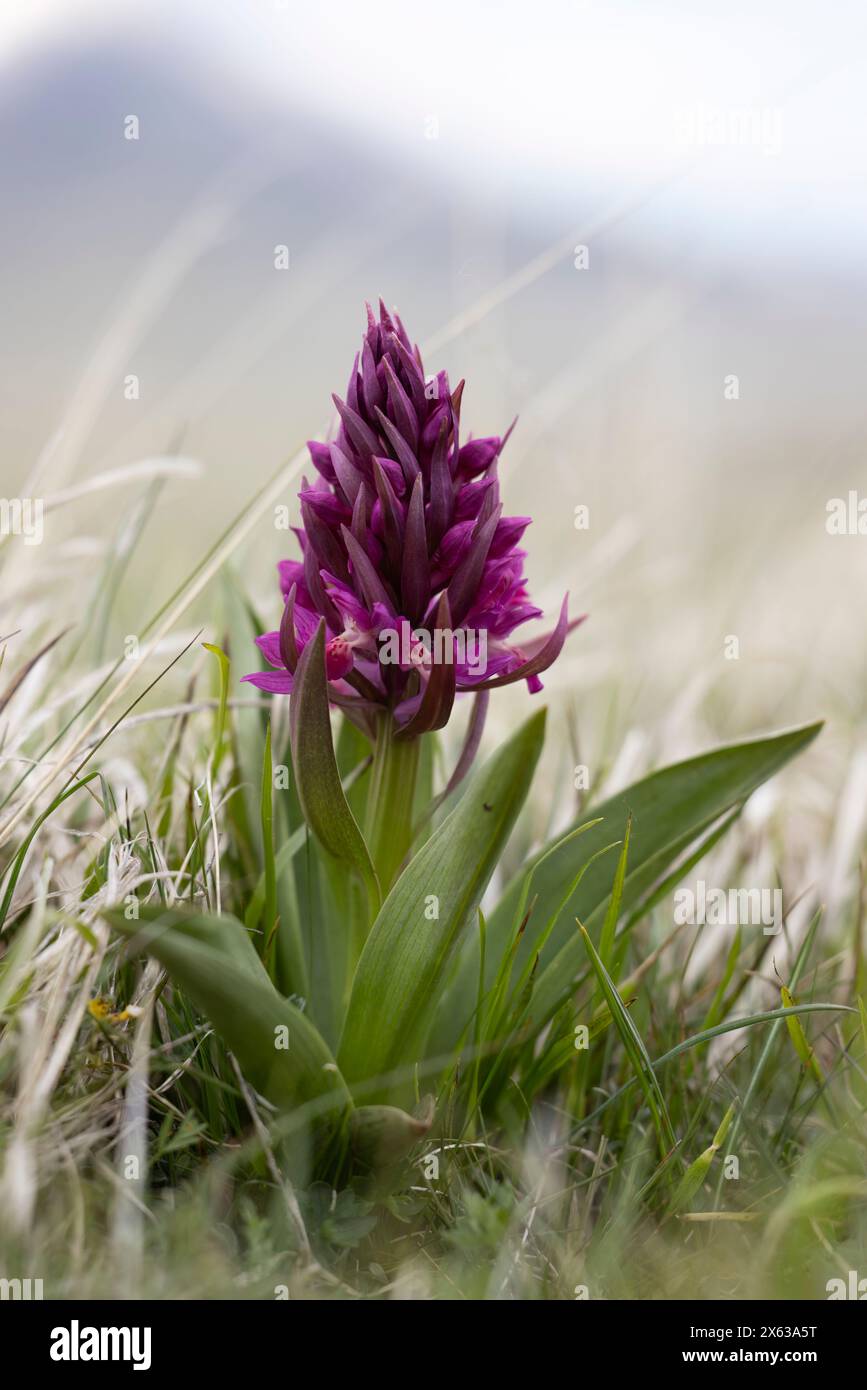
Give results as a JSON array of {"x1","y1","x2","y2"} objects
[
  {"x1": 242, "y1": 301, "x2": 576, "y2": 892},
  {"x1": 107, "y1": 305, "x2": 824, "y2": 1186}
]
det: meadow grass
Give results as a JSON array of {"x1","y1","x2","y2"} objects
[
  {"x1": 1, "y1": 231, "x2": 865, "y2": 1299},
  {"x1": 0, "y1": 489, "x2": 864, "y2": 1302}
]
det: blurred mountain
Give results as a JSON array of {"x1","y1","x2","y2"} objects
[{"x1": 1, "y1": 26, "x2": 865, "y2": 669}]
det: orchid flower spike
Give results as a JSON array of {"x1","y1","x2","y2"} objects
[{"x1": 244, "y1": 301, "x2": 582, "y2": 737}]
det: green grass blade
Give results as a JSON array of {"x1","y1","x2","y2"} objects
[
  {"x1": 575, "y1": 999, "x2": 856, "y2": 1136},
  {"x1": 0, "y1": 771, "x2": 101, "y2": 929},
  {"x1": 669, "y1": 1102, "x2": 736, "y2": 1213},
  {"x1": 338, "y1": 709, "x2": 546, "y2": 1102},
  {"x1": 449, "y1": 722, "x2": 823, "y2": 1044},
  {"x1": 598, "y1": 811, "x2": 631, "y2": 974},
  {"x1": 579, "y1": 923, "x2": 678, "y2": 1157}
]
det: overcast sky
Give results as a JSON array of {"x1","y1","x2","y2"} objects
[{"x1": 3, "y1": 0, "x2": 867, "y2": 265}]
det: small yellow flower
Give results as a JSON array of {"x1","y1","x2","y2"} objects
[{"x1": 88, "y1": 997, "x2": 140, "y2": 1025}]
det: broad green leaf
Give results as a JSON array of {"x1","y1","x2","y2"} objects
[
  {"x1": 509, "y1": 828, "x2": 611, "y2": 1006},
  {"x1": 336, "y1": 715, "x2": 374, "y2": 826},
  {"x1": 439, "y1": 721, "x2": 822, "y2": 1047},
  {"x1": 506, "y1": 819, "x2": 607, "y2": 969},
  {"x1": 290, "y1": 623, "x2": 380, "y2": 915},
  {"x1": 104, "y1": 906, "x2": 351, "y2": 1117},
  {"x1": 467, "y1": 829, "x2": 613, "y2": 1115},
  {"x1": 245, "y1": 750, "x2": 369, "y2": 989},
  {"x1": 483, "y1": 822, "x2": 606, "y2": 1050},
  {"x1": 338, "y1": 709, "x2": 546, "y2": 1102},
  {"x1": 324, "y1": 717, "x2": 376, "y2": 1003}
]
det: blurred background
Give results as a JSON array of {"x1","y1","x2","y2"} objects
[{"x1": 2, "y1": 0, "x2": 867, "y2": 853}]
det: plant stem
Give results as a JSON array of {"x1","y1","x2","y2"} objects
[{"x1": 364, "y1": 713, "x2": 421, "y2": 898}]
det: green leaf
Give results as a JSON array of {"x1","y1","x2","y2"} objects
[
  {"x1": 781, "y1": 985, "x2": 824, "y2": 1084},
  {"x1": 0, "y1": 771, "x2": 101, "y2": 930},
  {"x1": 219, "y1": 569, "x2": 267, "y2": 847},
  {"x1": 441, "y1": 721, "x2": 823, "y2": 1045},
  {"x1": 244, "y1": 749, "x2": 370, "y2": 935},
  {"x1": 712, "y1": 908, "x2": 822, "y2": 1207},
  {"x1": 258, "y1": 719, "x2": 309, "y2": 1000},
  {"x1": 289, "y1": 622, "x2": 380, "y2": 915},
  {"x1": 364, "y1": 712, "x2": 422, "y2": 895},
  {"x1": 467, "y1": 827, "x2": 614, "y2": 1114},
  {"x1": 201, "y1": 642, "x2": 231, "y2": 777},
  {"x1": 596, "y1": 810, "x2": 631, "y2": 982},
  {"x1": 670, "y1": 1102, "x2": 736, "y2": 1213},
  {"x1": 104, "y1": 906, "x2": 351, "y2": 1117},
  {"x1": 579, "y1": 924, "x2": 677, "y2": 1158},
  {"x1": 338, "y1": 708, "x2": 546, "y2": 1102},
  {"x1": 700, "y1": 922, "x2": 742, "y2": 1032},
  {"x1": 260, "y1": 721, "x2": 278, "y2": 954},
  {"x1": 576, "y1": 1001, "x2": 856, "y2": 1136}
]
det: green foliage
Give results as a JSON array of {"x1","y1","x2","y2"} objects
[
  {"x1": 288, "y1": 622, "x2": 380, "y2": 916},
  {"x1": 5, "y1": 559, "x2": 864, "y2": 1302},
  {"x1": 437, "y1": 721, "x2": 823, "y2": 1048},
  {"x1": 338, "y1": 709, "x2": 546, "y2": 1102},
  {"x1": 104, "y1": 905, "x2": 351, "y2": 1119}
]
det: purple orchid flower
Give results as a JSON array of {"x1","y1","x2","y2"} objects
[{"x1": 244, "y1": 301, "x2": 581, "y2": 738}]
